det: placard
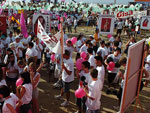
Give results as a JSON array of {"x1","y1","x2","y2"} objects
[
  {"x1": 140, "y1": 16, "x2": 150, "y2": 30},
  {"x1": 119, "y1": 39, "x2": 145, "y2": 113},
  {"x1": 33, "y1": 13, "x2": 50, "y2": 34},
  {"x1": 98, "y1": 15, "x2": 115, "y2": 34}
]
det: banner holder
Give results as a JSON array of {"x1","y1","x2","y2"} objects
[{"x1": 134, "y1": 49, "x2": 145, "y2": 113}]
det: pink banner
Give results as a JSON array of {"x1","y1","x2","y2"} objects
[{"x1": 20, "y1": 12, "x2": 28, "y2": 38}]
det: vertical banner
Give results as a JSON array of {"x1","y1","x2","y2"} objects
[
  {"x1": 33, "y1": 13, "x2": 50, "y2": 35},
  {"x1": 0, "y1": 16, "x2": 7, "y2": 34},
  {"x1": 140, "y1": 16, "x2": 150, "y2": 30},
  {"x1": 98, "y1": 15, "x2": 115, "y2": 34}
]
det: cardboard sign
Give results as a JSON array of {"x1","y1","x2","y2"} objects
[
  {"x1": 119, "y1": 39, "x2": 145, "y2": 113},
  {"x1": 140, "y1": 16, "x2": 150, "y2": 30},
  {"x1": 0, "y1": 16, "x2": 7, "y2": 34},
  {"x1": 116, "y1": 11, "x2": 133, "y2": 18},
  {"x1": 33, "y1": 13, "x2": 50, "y2": 34},
  {"x1": 98, "y1": 15, "x2": 115, "y2": 34}
]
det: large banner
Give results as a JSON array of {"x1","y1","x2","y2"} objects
[
  {"x1": 0, "y1": 16, "x2": 7, "y2": 34},
  {"x1": 134, "y1": 11, "x2": 147, "y2": 18},
  {"x1": 37, "y1": 20, "x2": 61, "y2": 52},
  {"x1": 116, "y1": 10, "x2": 134, "y2": 18},
  {"x1": 98, "y1": 15, "x2": 115, "y2": 34},
  {"x1": 140, "y1": 16, "x2": 150, "y2": 30},
  {"x1": 33, "y1": 13, "x2": 50, "y2": 34}
]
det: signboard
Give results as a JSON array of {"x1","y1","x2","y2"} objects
[
  {"x1": 119, "y1": 39, "x2": 145, "y2": 113},
  {"x1": 140, "y1": 16, "x2": 150, "y2": 30},
  {"x1": 116, "y1": 10, "x2": 134, "y2": 18},
  {"x1": 33, "y1": 13, "x2": 50, "y2": 35},
  {"x1": 134, "y1": 11, "x2": 147, "y2": 18},
  {"x1": 0, "y1": 16, "x2": 7, "y2": 34},
  {"x1": 98, "y1": 15, "x2": 115, "y2": 34}
]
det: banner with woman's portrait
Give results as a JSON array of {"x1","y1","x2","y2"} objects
[
  {"x1": 98, "y1": 15, "x2": 115, "y2": 34},
  {"x1": 33, "y1": 13, "x2": 50, "y2": 35},
  {"x1": 140, "y1": 16, "x2": 150, "y2": 30}
]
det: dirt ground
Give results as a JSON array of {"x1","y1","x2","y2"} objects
[{"x1": 38, "y1": 26, "x2": 150, "y2": 113}]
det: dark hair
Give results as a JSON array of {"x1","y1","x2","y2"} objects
[
  {"x1": 113, "y1": 41, "x2": 119, "y2": 47},
  {"x1": 87, "y1": 48, "x2": 93, "y2": 54},
  {"x1": 67, "y1": 40, "x2": 72, "y2": 45},
  {"x1": 7, "y1": 52, "x2": 15, "y2": 66},
  {"x1": 118, "y1": 57, "x2": 127, "y2": 65},
  {"x1": 82, "y1": 61, "x2": 90, "y2": 69},
  {"x1": 90, "y1": 69, "x2": 98, "y2": 78},
  {"x1": 94, "y1": 56, "x2": 103, "y2": 62},
  {"x1": 114, "y1": 47, "x2": 121, "y2": 53},
  {"x1": 20, "y1": 72, "x2": 31, "y2": 84},
  {"x1": 29, "y1": 42, "x2": 34, "y2": 48},
  {"x1": 100, "y1": 40, "x2": 105, "y2": 45},
  {"x1": 0, "y1": 85, "x2": 10, "y2": 98},
  {"x1": 64, "y1": 50, "x2": 70, "y2": 56},
  {"x1": 0, "y1": 68, "x2": 3, "y2": 81},
  {"x1": 86, "y1": 40, "x2": 91, "y2": 45}
]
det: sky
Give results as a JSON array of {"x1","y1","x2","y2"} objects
[{"x1": 58, "y1": 0, "x2": 135, "y2": 4}]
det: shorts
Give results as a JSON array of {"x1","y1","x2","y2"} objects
[
  {"x1": 117, "y1": 29, "x2": 122, "y2": 34},
  {"x1": 46, "y1": 57, "x2": 50, "y2": 63},
  {"x1": 32, "y1": 88, "x2": 39, "y2": 99},
  {"x1": 86, "y1": 109, "x2": 99, "y2": 113},
  {"x1": 107, "y1": 73, "x2": 117, "y2": 84},
  {"x1": 144, "y1": 71, "x2": 150, "y2": 80},
  {"x1": 19, "y1": 102, "x2": 31, "y2": 113},
  {"x1": 76, "y1": 97, "x2": 86, "y2": 112},
  {"x1": 6, "y1": 76, "x2": 17, "y2": 82},
  {"x1": 62, "y1": 81, "x2": 71, "y2": 93},
  {"x1": 37, "y1": 59, "x2": 41, "y2": 65}
]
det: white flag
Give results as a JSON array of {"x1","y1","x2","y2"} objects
[{"x1": 37, "y1": 20, "x2": 61, "y2": 53}]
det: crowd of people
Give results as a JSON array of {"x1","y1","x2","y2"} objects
[{"x1": 0, "y1": 1, "x2": 149, "y2": 113}]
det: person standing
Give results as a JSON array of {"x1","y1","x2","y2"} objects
[{"x1": 55, "y1": 50, "x2": 74, "y2": 107}]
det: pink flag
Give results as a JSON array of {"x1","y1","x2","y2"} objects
[{"x1": 20, "y1": 12, "x2": 28, "y2": 38}]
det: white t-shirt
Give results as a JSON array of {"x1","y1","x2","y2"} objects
[
  {"x1": 6, "y1": 63, "x2": 18, "y2": 78},
  {"x1": 88, "y1": 55, "x2": 96, "y2": 68},
  {"x1": 96, "y1": 65, "x2": 105, "y2": 84},
  {"x1": 97, "y1": 47, "x2": 108, "y2": 59},
  {"x1": 86, "y1": 80, "x2": 103, "y2": 110},
  {"x1": 34, "y1": 43, "x2": 43, "y2": 59},
  {"x1": 64, "y1": 46, "x2": 74, "y2": 58},
  {"x1": 117, "y1": 21, "x2": 123, "y2": 30},
  {"x1": 13, "y1": 42, "x2": 24, "y2": 57},
  {"x1": 76, "y1": 40, "x2": 82, "y2": 52},
  {"x1": 79, "y1": 71, "x2": 92, "y2": 87},
  {"x1": 145, "y1": 55, "x2": 150, "y2": 71},
  {"x1": 21, "y1": 83, "x2": 33, "y2": 105},
  {"x1": 5, "y1": 37, "x2": 15, "y2": 45},
  {"x1": 26, "y1": 47, "x2": 38, "y2": 61},
  {"x1": 0, "y1": 79, "x2": 7, "y2": 86},
  {"x1": 62, "y1": 58, "x2": 74, "y2": 82},
  {"x1": 80, "y1": 44, "x2": 88, "y2": 53},
  {"x1": 2, "y1": 93, "x2": 19, "y2": 113},
  {"x1": 21, "y1": 38, "x2": 28, "y2": 49}
]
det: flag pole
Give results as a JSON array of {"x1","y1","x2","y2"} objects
[{"x1": 60, "y1": 17, "x2": 64, "y2": 69}]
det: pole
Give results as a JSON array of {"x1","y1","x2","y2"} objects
[{"x1": 60, "y1": 17, "x2": 64, "y2": 69}]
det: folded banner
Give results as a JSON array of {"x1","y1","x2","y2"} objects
[
  {"x1": 37, "y1": 20, "x2": 61, "y2": 54},
  {"x1": 20, "y1": 12, "x2": 28, "y2": 38}
]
